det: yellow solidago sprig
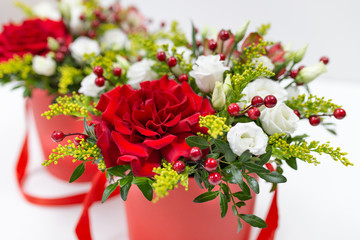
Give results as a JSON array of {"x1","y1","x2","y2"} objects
[
  {"x1": 43, "y1": 138, "x2": 102, "y2": 167},
  {"x1": 152, "y1": 161, "x2": 190, "y2": 203},
  {"x1": 199, "y1": 115, "x2": 231, "y2": 139},
  {"x1": 155, "y1": 21, "x2": 188, "y2": 47},
  {"x1": 42, "y1": 92, "x2": 100, "y2": 119},
  {"x1": 269, "y1": 133, "x2": 351, "y2": 166},
  {"x1": 286, "y1": 94, "x2": 341, "y2": 118},
  {"x1": 257, "y1": 23, "x2": 271, "y2": 36},
  {"x1": 0, "y1": 54, "x2": 33, "y2": 81},
  {"x1": 58, "y1": 66, "x2": 83, "y2": 94},
  {"x1": 230, "y1": 62, "x2": 274, "y2": 103}
]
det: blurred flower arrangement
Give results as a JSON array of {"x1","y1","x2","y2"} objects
[{"x1": 0, "y1": 0, "x2": 352, "y2": 232}]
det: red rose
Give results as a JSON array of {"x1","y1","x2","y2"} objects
[
  {"x1": 0, "y1": 19, "x2": 72, "y2": 61},
  {"x1": 94, "y1": 75, "x2": 214, "y2": 177}
]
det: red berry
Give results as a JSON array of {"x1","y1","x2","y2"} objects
[
  {"x1": 189, "y1": 147, "x2": 202, "y2": 161},
  {"x1": 156, "y1": 51, "x2": 166, "y2": 61},
  {"x1": 59, "y1": 46, "x2": 68, "y2": 54},
  {"x1": 79, "y1": 13, "x2": 85, "y2": 21},
  {"x1": 309, "y1": 115, "x2": 321, "y2": 126},
  {"x1": 251, "y1": 96, "x2": 264, "y2": 107},
  {"x1": 204, "y1": 158, "x2": 218, "y2": 172},
  {"x1": 167, "y1": 57, "x2": 177, "y2": 68},
  {"x1": 290, "y1": 69, "x2": 299, "y2": 79},
  {"x1": 227, "y1": 103, "x2": 240, "y2": 116},
  {"x1": 91, "y1": 19, "x2": 100, "y2": 28},
  {"x1": 264, "y1": 95, "x2": 277, "y2": 108},
  {"x1": 93, "y1": 66, "x2": 103, "y2": 76},
  {"x1": 51, "y1": 130, "x2": 65, "y2": 143},
  {"x1": 160, "y1": 21, "x2": 166, "y2": 28},
  {"x1": 99, "y1": 14, "x2": 107, "y2": 22},
  {"x1": 219, "y1": 30, "x2": 230, "y2": 41},
  {"x1": 94, "y1": 9, "x2": 102, "y2": 18},
  {"x1": 208, "y1": 39, "x2": 217, "y2": 51},
  {"x1": 294, "y1": 110, "x2": 301, "y2": 118},
  {"x1": 320, "y1": 56, "x2": 329, "y2": 65},
  {"x1": 74, "y1": 135, "x2": 87, "y2": 146},
  {"x1": 55, "y1": 52, "x2": 65, "y2": 62},
  {"x1": 196, "y1": 40, "x2": 201, "y2": 47},
  {"x1": 113, "y1": 67, "x2": 122, "y2": 76},
  {"x1": 248, "y1": 107, "x2": 261, "y2": 120},
  {"x1": 219, "y1": 53, "x2": 226, "y2": 61},
  {"x1": 178, "y1": 74, "x2": 189, "y2": 83},
  {"x1": 296, "y1": 82, "x2": 304, "y2": 86},
  {"x1": 208, "y1": 172, "x2": 222, "y2": 185},
  {"x1": 95, "y1": 76, "x2": 105, "y2": 87},
  {"x1": 333, "y1": 108, "x2": 346, "y2": 120},
  {"x1": 113, "y1": 13, "x2": 120, "y2": 22},
  {"x1": 173, "y1": 160, "x2": 186, "y2": 174},
  {"x1": 56, "y1": 37, "x2": 65, "y2": 45},
  {"x1": 87, "y1": 30, "x2": 96, "y2": 38},
  {"x1": 137, "y1": 55, "x2": 142, "y2": 61},
  {"x1": 298, "y1": 65, "x2": 306, "y2": 71}
]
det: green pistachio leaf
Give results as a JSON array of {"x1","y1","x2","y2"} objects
[
  {"x1": 243, "y1": 162, "x2": 270, "y2": 173},
  {"x1": 244, "y1": 174, "x2": 260, "y2": 194},
  {"x1": 219, "y1": 193, "x2": 228, "y2": 218},
  {"x1": 214, "y1": 139, "x2": 236, "y2": 162},
  {"x1": 233, "y1": 191, "x2": 252, "y2": 201},
  {"x1": 69, "y1": 163, "x2": 85, "y2": 183},
  {"x1": 285, "y1": 157, "x2": 298, "y2": 170},
  {"x1": 239, "y1": 150, "x2": 252, "y2": 162},
  {"x1": 239, "y1": 214, "x2": 267, "y2": 228},
  {"x1": 185, "y1": 136, "x2": 209, "y2": 149},
  {"x1": 107, "y1": 165, "x2": 130, "y2": 177},
  {"x1": 194, "y1": 172, "x2": 203, "y2": 189},
  {"x1": 257, "y1": 149, "x2": 272, "y2": 165},
  {"x1": 237, "y1": 218, "x2": 243, "y2": 232},
  {"x1": 258, "y1": 171, "x2": 287, "y2": 183},
  {"x1": 193, "y1": 191, "x2": 219, "y2": 203},
  {"x1": 101, "y1": 181, "x2": 119, "y2": 203},
  {"x1": 239, "y1": 181, "x2": 251, "y2": 195},
  {"x1": 136, "y1": 183, "x2": 153, "y2": 201},
  {"x1": 229, "y1": 165, "x2": 243, "y2": 184}
]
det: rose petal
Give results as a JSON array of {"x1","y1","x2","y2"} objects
[
  {"x1": 112, "y1": 131, "x2": 149, "y2": 158},
  {"x1": 161, "y1": 133, "x2": 192, "y2": 163},
  {"x1": 143, "y1": 134, "x2": 177, "y2": 150}
]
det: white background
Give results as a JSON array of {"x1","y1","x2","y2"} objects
[{"x1": 0, "y1": 0, "x2": 360, "y2": 239}]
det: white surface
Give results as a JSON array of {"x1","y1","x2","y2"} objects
[{"x1": 1, "y1": 0, "x2": 360, "y2": 239}]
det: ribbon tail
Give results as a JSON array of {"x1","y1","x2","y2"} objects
[{"x1": 257, "y1": 189, "x2": 279, "y2": 240}]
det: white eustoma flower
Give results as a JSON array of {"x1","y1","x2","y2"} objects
[
  {"x1": 227, "y1": 122, "x2": 268, "y2": 156},
  {"x1": 99, "y1": 0, "x2": 119, "y2": 9},
  {"x1": 33, "y1": 2, "x2": 61, "y2": 21},
  {"x1": 100, "y1": 28, "x2": 127, "y2": 50},
  {"x1": 241, "y1": 78, "x2": 287, "y2": 107},
  {"x1": 190, "y1": 55, "x2": 229, "y2": 93},
  {"x1": 286, "y1": 85, "x2": 300, "y2": 100},
  {"x1": 69, "y1": 37, "x2": 100, "y2": 63},
  {"x1": 79, "y1": 73, "x2": 105, "y2": 97},
  {"x1": 295, "y1": 62, "x2": 327, "y2": 84},
  {"x1": 32, "y1": 55, "x2": 56, "y2": 76},
  {"x1": 252, "y1": 56, "x2": 274, "y2": 71},
  {"x1": 260, "y1": 103, "x2": 299, "y2": 135},
  {"x1": 126, "y1": 59, "x2": 158, "y2": 89}
]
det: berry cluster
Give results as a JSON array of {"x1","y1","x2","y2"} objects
[
  {"x1": 53, "y1": 38, "x2": 68, "y2": 62},
  {"x1": 290, "y1": 56, "x2": 329, "y2": 80},
  {"x1": 172, "y1": 146, "x2": 221, "y2": 186},
  {"x1": 51, "y1": 130, "x2": 88, "y2": 146},
  {"x1": 156, "y1": 51, "x2": 189, "y2": 83},
  {"x1": 293, "y1": 107, "x2": 346, "y2": 126},
  {"x1": 227, "y1": 95, "x2": 278, "y2": 120},
  {"x1": 93, "y1": 66, "x2": 122, "y2": 87}
]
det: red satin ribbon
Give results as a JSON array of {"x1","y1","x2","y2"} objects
[{"x1": 257, "y1": 163, "x2": 279, "y2": 240}]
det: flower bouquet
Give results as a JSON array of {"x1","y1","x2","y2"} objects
[{"x1": 0, "y1": 0, "x2": 352, "y2": 239}]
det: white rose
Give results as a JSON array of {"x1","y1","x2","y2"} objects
[
  {"x1": 252, "y1": 56, "x2": 274, "y2": 71},
  {"x1": 33, "y1": 2, "x2": 61, "y2": 21},
  {"x1": 227, "y1": 122, "x2": 268, "y2": 156},
  {"x1": 126, "y1": 59, "x2": 158, "y2": 89},
  {"x1": 69, "y1": 37, "x2": 100, "y2": 63},
  {"x1": 260, "y1": 103, "x2": 299, "y2": 135},
  {"x1": 241, "y1": 78, "x2": 287, "y2": 108},
  {"x1": 286, "y1": 85, "x2": 300, "y2": 100},
  {"x1": 100, "y1": 29, "x2": 127, "y2": 50},
  {"x1": 32, "y1": 55, "x2": 56, "y2": 76},
  {"x1": 99, "y1": 0, "x2": 119, "y2": 9},
  {"x1": 78, "y1": 73, "x2": 105, "y2": 97},
  {"x1": 189, "y1": 55, "x2": 229, "y2": 93}
]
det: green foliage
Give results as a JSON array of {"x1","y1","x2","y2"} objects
[
  {"x1": 286, "y1": 94, "x2": 341, "y2": 118},
  {"x1": 69, "y1": 163, "x2": 85, "y2": 183},
  {"x1": 42, "y1": 93, "x2": 100, "y2": 119}
]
